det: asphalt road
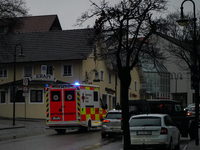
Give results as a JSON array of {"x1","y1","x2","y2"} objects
[{"x1": 0, "y1": 118, "x2": 193, "y2": 150}]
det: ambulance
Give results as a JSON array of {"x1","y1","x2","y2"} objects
[{"x1": 45, "y1": 83, "x2": 107, "y2": 134}]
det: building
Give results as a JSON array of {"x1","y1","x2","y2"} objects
[
  {"x1": 0, "y1": 15, "x2": 141, "y2": 119},
  {"x1": 148, "y1": 33, "x2": 197, "y2": 107}
]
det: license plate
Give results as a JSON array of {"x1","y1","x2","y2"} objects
[
  {"x1": 112, "y1": 128, "x2": 121, "y2": 132},
  {"x1": 137, "y1": 131, "x2": 152, "y2": 135}
]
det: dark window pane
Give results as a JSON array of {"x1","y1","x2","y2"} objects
[
  {"x1": 94, "y1": 91, "x2": 98, "y2": 101},
  {"x1": 30, "y1": 90, "x2": 43, "y2": 103},
  {"x1": 65, "y1": 90, "x2": 75, "y2": 101},
  {"x1": 106, "y1": 113, "x2": 121, "y2": 119},
  {"x1": 130, "y1": 117, "x2": 161, "y2": 127},
  {"x1": 51, "y1": 91, "x2": 61, "y2": 102},
  {"x1": 1, "y1": 91, "x2": 5, "y2": 103},
  {"x1": 10, "y1": 90, "x2": 25, "y2": 103}
]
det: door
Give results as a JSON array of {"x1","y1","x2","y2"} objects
[
  {"x1": 50, "y1": 89, "x2": 63, "y2": 121},
  {"x1": 63, "y1": 89, "x2": 77, "y2": 121}
]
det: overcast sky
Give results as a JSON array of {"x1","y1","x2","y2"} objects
[{"x1": 24, "y1": 0, "x2": 200, "y2": 30}]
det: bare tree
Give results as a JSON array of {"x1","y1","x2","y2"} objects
[
  {"x1": 77, "y1": 0, "x2": 168, "y2": 149},
  {"x1": 157, "y1": 11, "x2": 200, "y2": 84},
  {"x1": 0, "y1": 0, "x2": 28, "y2": 32}
]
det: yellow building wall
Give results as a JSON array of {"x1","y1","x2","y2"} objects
[{"x1": 0, "y1": 55, "x2": 141, "y2": 119}]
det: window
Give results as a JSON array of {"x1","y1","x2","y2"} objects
[
  {"x1": 0, "y1": 91, "x2": 6, "y2": 104},
  {"x1": 0, "y1": 67, "x2": 7, "y2": 78},
  {"x1": 63, "y1": 64, "x2": 72, "y2": 76},
  {"x1": 10, "y1": 90, "x2": 25, "y2": 103},
  {"x1": 102, "y1": 94, "x2": 107, "y2": 105},
  {"x1": 115, "y1": 74, "x2": 118, "y2": 85},
  {"x1": 130, "y1": 117, "x2": 161, "y2": 127},
  {"x1": 24, "y1": 66, "x2": 32, "y2": 77},
  {"x1": 175, "y1": 104, "x2": 182, "y2": 112},
  {"x1": 101, "y1": 70, "x2": 104, "y2": 81},
  {"x1": 47, "y1": 65, "x2": 53, "y2": 75},
  {"x1": 164, "y1": 116, "x2": 173, "y2": 126},
  {"x1": 94, "y1": 91, "x2": 98, "y2": 102},
  {"x1": 106, "y1": 112, "x2": 122, "y2": 119},
  {"x1": 135, "y1": 81, "x2": 137, "y2": 91},
  {"x1": 30, "y1": 90, "x2": 43, "y2": 103},
  {"x1": 95, "y1": 72, "x2": 99, "y2": 79},
  {"x1": 51, "y1": 91, "x2": 61, "y2": 102},
  {"x1": 65, "y1": 90, "x2": 75, "y2": 101},
  {"x1": 109, "y1": 73, "x2": 111, "y2": 83}
]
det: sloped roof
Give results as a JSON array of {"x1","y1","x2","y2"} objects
[
  {"x1": 155, "y1": 32, "x2": 192, "y2": 51},
  {"x1": 12, "y1": 15, "x2": 62, "y2": 33},
  {"x1": 0, "y1": 29, "x2": 95, "y2": 63}
]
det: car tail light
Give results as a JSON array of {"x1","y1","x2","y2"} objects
[
  {"x1": 103, "y1": 120, "x2": 110, "y2": 123},
  {"x1": 160, "y1": 127, "x2": 168, "y2": 134}
]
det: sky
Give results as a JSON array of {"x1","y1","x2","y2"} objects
[{"x1": 24, "y1": 0, "x2": 200, "y2": 30}]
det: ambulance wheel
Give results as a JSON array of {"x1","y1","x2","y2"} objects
[
  {"x1": 85, "y1": 121, "x2": 91, "y2": 132},
  {"x1": 55, "y1": 129, "x2": 66, "y2": 134}
]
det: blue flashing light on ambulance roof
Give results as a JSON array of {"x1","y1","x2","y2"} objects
[
  {"x1": 74, "y1": 82, "x2": 80, "y2": 86},
  {"x1": 45, "y1": 84, "x2": 49, "y2": 87}
]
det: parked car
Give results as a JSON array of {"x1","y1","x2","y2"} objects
[
  {"x1": 129, "y1": 114, "x2": 180, "y2": 150},
  {"x1": 101, "y1": 109, "x2": 122, "y2": 138},
  {"x1": 183, "y1": 103, "x2": 195, "y2": 112}
]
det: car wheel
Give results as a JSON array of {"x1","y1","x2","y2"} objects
[
  {"x1": 101, "y1": 133, "x2": 106, "y2": 138},
  {"x1": 55, "y1": 129, "x2": 66, "y2": 134},
  {"x1": 189, "y1": 123, "x2": 195, "y2": 139},
  {"x1": 166, "y1": 139, "x2": 173, "y2": 150},
  {"x1": 174, "y1": 136, "x2": 180, "y2": 150}
]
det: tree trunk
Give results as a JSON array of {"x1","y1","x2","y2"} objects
[{"x1": 119, "y1": 67, "x2": 131, "y2": 150}]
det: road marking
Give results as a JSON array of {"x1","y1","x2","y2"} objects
[{"x1": 183, "y1": 145, "x2": 188, "y2": 150}]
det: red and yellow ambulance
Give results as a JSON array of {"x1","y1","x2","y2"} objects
[{"x1": 45, "y1": 83, "x2": 107, "y2": 134}]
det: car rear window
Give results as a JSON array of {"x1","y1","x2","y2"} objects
[
  {"x1": 106, "y1": 113, "x2": 122, "y2": 119},
  {"x1": 129, "y1": 117, "x2": 161, "y2": 127}
]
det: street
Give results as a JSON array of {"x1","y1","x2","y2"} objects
[{"x1": 0, "y1": 126, "x2": 191, "y2": 150}]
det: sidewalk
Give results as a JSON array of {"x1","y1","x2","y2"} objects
[
  {"x1": 0, "y1": 117, "x2": 199, "y2": 150},
  {"x1": 0, "y1": 117, "x2": 46, "y2": 140},
  {"x1": 186, "y1": 139, "x2": 200, "y2": 150}
]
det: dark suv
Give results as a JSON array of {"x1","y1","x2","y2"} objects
[{"x1": 128, "y1": 99, "x2": 197, "y2": 139}]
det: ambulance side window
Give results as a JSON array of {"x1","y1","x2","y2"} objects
[
  {"x1": 94, "y1": 91, "x2": 98, "y2": 102},
  {"x1": 65, "y1": 90, "x2": 75, "y2": 101},
  {"x1": 51, "y1": 91, "x2": 61, "y2": 102}
]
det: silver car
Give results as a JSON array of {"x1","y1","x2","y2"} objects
[
  {"x1": 101, "y1": 109, "x2": 122, "y2": 138},
  {"x1": 129, "y1": 114, "x2": 180, "y2": 150}
]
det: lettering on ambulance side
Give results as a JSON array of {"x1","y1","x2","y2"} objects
[{"x1": 84, "y1": 92, "x2": 92, "y2": 103}]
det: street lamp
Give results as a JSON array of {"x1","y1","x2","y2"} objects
[
  {"x1": 176, "y1": 0, "x2": 199, "y2": 145},
  {"x1": 171, "y1": 72, "x2": 183, "y2": 99},
  {"x1": 13, "y1": 44, "x2": 25, "y2": 126}
]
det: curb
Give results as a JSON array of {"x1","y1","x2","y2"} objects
[{"x1": 0, "y1": 125, "x2": 25, "y2": 130}]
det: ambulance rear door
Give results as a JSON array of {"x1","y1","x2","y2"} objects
[
  {"x1": 63, "y1": 88, "x2": 77, "y2": 121},
  {"x1": 49, "y1": 89, "x2": 63, "y2": 122}
]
